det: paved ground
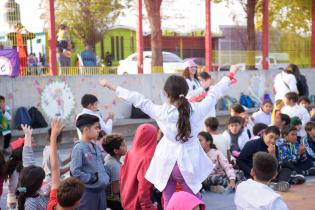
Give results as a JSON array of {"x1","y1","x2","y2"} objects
[{"x1": 1, "y1": 144, "x2": 314, "y2": 210}]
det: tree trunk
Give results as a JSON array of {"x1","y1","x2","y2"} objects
[
  {"x1": 246, "y1": 0, "x2": 256, "y2": 70},
  {"x1": 144, "y1": 0, "x2": 163, "y2": 73}
]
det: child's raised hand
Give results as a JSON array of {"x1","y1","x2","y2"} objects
[
  {"x1": 99, "y1": 79, "x2": 117, "y2": 91},
  {"x1": 21, "y1": 124, "x2": 33, "y2": 138},
  {"x1": 229, "y1": 65, "x2": 240, "y2": 74},
  {"x1": 51, "y1": 118, "x2": 65, "y2": 138}
]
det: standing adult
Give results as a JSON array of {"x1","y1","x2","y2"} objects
[
  {"x1": 182, "y1": 60, "x2": 202, "y2": 99},
  {"x1": 273, "y1": 65, "x2": 298, "y2": 101},
  {"x1": 290, "y1": 64, "x2": 309, "y2": 97}
]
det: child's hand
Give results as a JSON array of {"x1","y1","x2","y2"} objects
[
  {"x1": 51, "y1": 118, "x2": 65, "y2": 138},
  {"x1": 229, "y1": 65, "x2": 240, "y2": 74},
  {"x1": 99, "y1": 80, "x2": 117, "y2": 91},
  {"x1": 107, "y1": 112, "x2": 114, "y2": 120},
  {"x1": 21, "y1": 124, "x2": 33, "y2": 138},
  {"x1": 298, "y1": 144, "x2": 306, "y2": 155},
  {"x1": 267, "y1": 144, "x2": 276, "y2": 154},
  {"x1": 229, "y1": 179, "x2": 236, "y2": 189}
]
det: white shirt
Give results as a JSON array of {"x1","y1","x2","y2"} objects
[
  {"x1": 223, "y1": 129, "x2": 250, "y2": 151},
  {"x1": 235, "y1": 179, "x2": 288, "y2": 210},
  {"x1": 116, "y1": 76, "x2": 231, "y2": 194},
  {"x1": 76, "y1": 108, "x2": 113, "y2": 139},
  {"x1": 281, "y1": 104, "x2": 310, "y2": 137},
  {"x1": 185, "y1": 78, "x2": 203, "y2": 99},
  {"x1": 274, "y1": 71, "x2": 298, "y2": 101},
  {"x1": 212, "y1": 133, "x2": 230, "y2": 158},
  {"x1": 252, "y1": 109, "x2": 272, "y2": 125}
]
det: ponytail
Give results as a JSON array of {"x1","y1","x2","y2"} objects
[
  {"x1": 176, "y1": 97, "x2": 192, "y2": 142},
  {"x1": 17, "y1": 191, "x2": 27, "y2": 210}
]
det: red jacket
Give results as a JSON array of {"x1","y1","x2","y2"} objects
[{"x1": 120, "y1": 124, "x2": 158, "y2": 210}]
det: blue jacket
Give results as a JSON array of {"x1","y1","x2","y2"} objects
[{"x1": 70, "y1": 140, "x2": 109, "y2": 190}]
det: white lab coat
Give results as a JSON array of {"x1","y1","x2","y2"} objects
[
  {"x1": 274, "y1": 71, "x2": 298, "y2": 101},
  {"x1": 76, "y1": 108, "x2": 113, "y2": 139},
  {"x1": 115, "y1": 76, "x2": 231, "y2": 194}
]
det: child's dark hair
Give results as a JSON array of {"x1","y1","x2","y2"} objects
[
  {"x1": 47, "y1": 128, "x2": 63, "y2": 143},
  {"x1": 60, "y1": 24, "x2": 66, "y2": 30},
  {"x1": 4, "y1": 147, "x2": 23, "y2": 181},
  {"x1": 0, "y1": 151, "x2": 6, "y2": 178},
  {"x1": 253, "y1": 152, "x2": 278, "y2": 182},
  {"x1": 298, "y1": 96, "x2": 310, "y2": 105},
  {"x1": 253, "y1": 123, "x2": 268, "y2": 136},
  {"x1": 305, "y1": 121, "x2": 315, "y2": 132},
  {"x1": 231, "y1": 104, "x2": 245, "y2": 114},
  {"x1": 198, "y1": 71, "x2": 211, "y2": 80},
  {"x1": 204, "y1": 117, "x2": 219, "y2": 131},
  {"x1": 98, "y1": 130, "x2": 107, "y2": 140},
  {"x1": 262, "y1": 99, "x2": 273, "y2": 107},
  {"x1": 102, "y1": 133, "x2": 124, "y2": 156},
  {"x1": 164, "y1": 75, "x2": 192, "y2": 143},
  {"x1": 57, "y1": 177, "x2": 85, "y2": 207},
  {"x1": 16, "y1": 166, "x2": 45, "y2": 210},
  {"x1": 281, "y1": 125, "x2": 297, "y2": 137},
  {"x1": 0, "y1": 95, "x2": 5, "y2": 102},
  {"x1": 198, "y1": 131, "x2": 217, "y2": 149},
  {"x1": 76, "y1": 114, "x2": 99, "y2": 132},
  {"x1": 81, "y1": 94, "x2": 98, "y2": 108},
  {"x1": 285, "y1": 92, "x2": 299, "y2": 103},
  {"x1": 280, "y1": 114, "x2": 291, "y2": 126},
  {"x1": 228, "y1": 116, "x2": 244, "y2": 125},
  {"x1": 264, "y1": 126, "x2": 281, "y2": 136}
]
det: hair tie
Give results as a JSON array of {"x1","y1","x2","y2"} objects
[
  {"x1": 179, "y1": 94, "x2": 185, "y2": 98},
  {"x1": 17, "y1": 187, "x2": 27, "y2": 193}
]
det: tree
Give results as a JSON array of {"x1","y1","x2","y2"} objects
[
  {"x1": 144, "y1": 0, "x2": 163, "y2": 73},
  {"x1": 40, "y1": 0, "x2": 124, "y2": 50}
]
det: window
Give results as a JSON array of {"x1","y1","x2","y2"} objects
[
  {"x1": 120, "y1": 36, "x2": 124, "y2": 59},
  {"x1": 130, "y1": 36, "x2": 134, "y2": 53},
  {"x1": 111, "y1": 36, "x2": 115, "y2": 60}
]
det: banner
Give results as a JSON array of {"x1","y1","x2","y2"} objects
[{"x1": 0, "y1": 49, "x2": 20, "y2": 77}]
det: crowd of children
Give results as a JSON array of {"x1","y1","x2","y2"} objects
[{"x1": 0, "y1": 64, "x2": 315, "y2": 210}]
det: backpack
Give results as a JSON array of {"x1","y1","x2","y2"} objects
[
  {"x1": 130, "y1": 105, "x2": 150, "y2": 119},
  {"x1": 14, "y1": 107, "x2": 32, "y2": 130},
  {"x1": 240, "y1": 94, "x2": 255, "y2": 108},
  {"x1": 216, "y1": 96, "x2": 237, "y2": 111},
  {"x1": 296, "y1": 75, "x2": 309, "y2": 97},
  {"x1": 28, "y1": 107, "x2": 48, "y2": 128}
]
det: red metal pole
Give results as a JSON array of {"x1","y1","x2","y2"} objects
[
  {"x1": 136, "y1": 0, "x2": 144, "y2": 74},
  {"x1": 262, "y1": 0, "x2": 269, "y2": 70},
  {"x1": 205, "y1": 0, "x2": 212, "y2": 71},
  {"x1": 312, "y1": 0, "x2": 315, "y2": 68},
  {"x1": 48, "y1": 0, "x2": 57, "y2": 75}
]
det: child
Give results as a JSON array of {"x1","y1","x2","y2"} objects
[
  {"x1": 0, "y1": 95, "x2": 12, "y2": 155},
  {"x1": 271, "y1": 100, "x2": 285, "y2": 125},
  {"x1": 102, "y1": 133, "x2": 127, "y2": 210},
  {"x1": 302, "y1": 121, "x2": 315, "y2": 161},
  {"x1": 230, "y1": 104, "x2": 254, "y2": 138},
  {"x1": 298, "y1": 96, "x2": 310, "y2": 111},
  {"x1": 70, "y1": 114, "x2": 110, "y2": 210},
  {"x1": 57, "y1": 24, "x2": 71, "y2": 50},
  {"x1": 310, "y1": 105, "x2": 315, "y2": 122},
  {"x1": 252, "y1": 100, "x2": 273, "y2": 125},
  {"x1": 76, "y1": 94, "x2": 113, "y2": 139},
  {"x1": 276, "y1": 125, "x2": 315, "y2": 176},
  {"x1": 281, "y1": 92, "x2": 310, "y2": 137},
  {"x1": 18, "y1": 124, "x2": 48, "y2": 210},
  {"x1": 237, "y1": 126, "x2": 291, "y2": 191},
  {"x1": 235, "y1": 152, "x2": 289, "y2": 210},
  {"x1": 119, "y1": 124, "x2": 158, "y2": 210},
  {"x1": 290, "y1": 117, "x2": 303, "y2": 140},
  {"x1": 167, "y1": 191, "x2": 205, "y2": 210},
  {"x1": 223, "y1": 116, "x2": 250, "y2": 161},
  {"x1": 274, "y1": 113, "x2": 291, "y2": 130},
  {"x1": 47, "y1": 118, "x2": 85, "y2": 210},
  {"x1": 100, "y1": 65, "x2": 239, "y2": 209},
  {"x1": 252, "y1": 123, "x2": 268, "y2": 140},
  {"x1": 42, "y1": 128, "x2": 71, "y2": 196},
  {"x1": 204, "y1": 117, "x2": 229, "y2": 158},
  {"x1": 4, "y1": 146, "x2": 23, "y2": 209},
  {"x1": 198, "y1": 132, "x2": 237, "y2": 193},
  {"x1": 230, "y1": 104, "x2": 245, "y2": 117}
]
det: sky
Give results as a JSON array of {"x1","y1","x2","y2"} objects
[{"x1": 0, "y1": 0, "x2": 246, "y2": 34}]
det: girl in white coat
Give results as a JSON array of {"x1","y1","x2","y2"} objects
[{"x1": 99, "y1": 67, "x2": 238, "y2": 209}]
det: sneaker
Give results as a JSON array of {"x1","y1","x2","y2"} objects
[
  {"x1": 290, "y1": 174, "x2": 306, "y2": 185},
  {"x1": 210, "y1": 185, "x2": 225, "y2": 193},
  {"x1": 269, "y1": 181, "x2": 290, "y2": 192}
]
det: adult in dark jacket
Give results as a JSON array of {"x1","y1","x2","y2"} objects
[{"x1": 289, "y1": 64, "x2": 309, "y2": 97}]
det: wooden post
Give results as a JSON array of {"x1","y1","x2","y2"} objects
[
  {"x1": 312, "y1": 0, "x2": 315, "y2": 68},
  {"x1": 205, "y1": 0, "x2": 212, "y2": 71},
  {"x1": 48, "y1": 0, "x2": 57, "y2": 75},
  {"x1": 136, "y1": 0, "x2": 144, "y2": 74},
  {"x1": 262, "y1": 0, "x2": 269, "y2": 70}
]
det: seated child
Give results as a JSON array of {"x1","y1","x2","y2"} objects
[
  {"x1": 298, "y1": 96, "x2": 310, "y2": 111},
  {"x1": 198, "y1": 132, "x2": 240, "y2": 193},
  {"x1": 230, "y1": 104, "x2": 245, "y2": 117},
  {"x1": 251, "y1": 123, "x2": 268, "y2": 140},
  {"x1": 230, "y1": 104, "x2": 254, "y2": 139},
  {"x1": 204, "y1": 117, "x2": 229, "y2": 158},
  {"x1": 120, "y1": 124, "x2": 158, "y2": 210},
  {"x1": 252, "y1": 100, "x2": 273, "y2": 125},
  {"x1": 276, "y1": 125, "x2": 315, "y2": 176},
  {"x1": 42, "y1": 128, "x2": 71, "y2": 196},
  {"x1": 274, "y1": 113, "x2": 290, "y2": 130},
  {"x1": 290, "y1": 117, "x2": 303, "y2": 140},
  {"x1": 235, "y1": 152, "x2": 289, "y2": 210},
  {"x1": 223, "y1": 116, "x2": 250, "y2": 161},
  {"x1": 167, "y1": 191, "x2": 205, "y2": 210},
  {"x1": 302, "y1": 121, "x2": 315, "y2": 161},
  {"x1": 47, "y1": 118, "x2": 85, "y2": 210},
  {"x1": 77, "y1": 94, "x2": 113, "y2": 139},
  {"x1": 271, "y1": 100, "x2": 285, "y2": 126},
  {"x1": 102, "y1": 133, "x2": 127, "y2": 210}
]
